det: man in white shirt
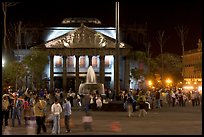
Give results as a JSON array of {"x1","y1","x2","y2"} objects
[{"x1": 51, "y1": 98, "x2": 62, "y2": 134}]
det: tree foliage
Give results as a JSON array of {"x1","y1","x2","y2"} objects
[
  {"x1": 130, "y1": 50, "x2": 158, "y2": 80},
  {"x1": 22, "y1": 49, "x2": 49, "y2": 90},
  {"x1": 130, "y1": 51, "x2": 148, "y2": 80},
  {"x1": 155, "y1": 53, "x2": 183, "y2": 83},
  {"x1": 3, "y1": 60, "x2": 26, "y2": 89}
]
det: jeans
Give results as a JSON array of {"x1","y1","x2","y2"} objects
[
  {"x1": 156, "y1": 99, "x2": 161, "y2": 108},
  {"x1": 84, "y1": 104, "x2": 90, "y2": 113},
  {"x1": 52, "y1": 115, "x2": 60, "y2": 134},
  {"x1": 65, "y1": 115, "x2": 71, "y2": 131},
  {"x1": 12, "y1": 108, "x2": 21, "y2": 127}
]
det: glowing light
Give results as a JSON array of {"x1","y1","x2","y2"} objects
[
  {"x1": 183, "y1": 86, "x2": 194, "y2": 90},
  {"x1": 45, "y1": 27, "x2": 116, "y2": 42},
  {"x1": 148, "y1": 80, "x2": 153, "y2": 86},
  {"x1": 2, "y1": 58, "x2": 5, "y2": 67},
  {"x1": 166, "y1": 79, "x2": 172, "y2": 84},
  {"x1": 198, "y1": 86, "x2": 202, "y2": 91}
]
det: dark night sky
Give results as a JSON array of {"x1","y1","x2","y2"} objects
[{"x1": 2, "y1": 0, "x2": 202, "y2": 57}]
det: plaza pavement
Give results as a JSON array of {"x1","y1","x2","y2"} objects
[{"x1": 2, "y1": 103, "x2": 202, "y2": 135}]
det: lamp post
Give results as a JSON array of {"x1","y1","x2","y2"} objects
[{"x1": 115, "y1": 2, "x2": 120, "y2": 99}]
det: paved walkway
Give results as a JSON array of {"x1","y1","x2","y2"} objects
[{"x1": 2, "y1": 103, "x2": 202, "y2": 135}]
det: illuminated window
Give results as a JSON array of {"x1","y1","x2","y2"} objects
[
  {"x1": 67, "y1": 56, "x2": 74, "y2": 68},
  {"x1": 79, "y1": 56, "x2": 86, "y2": 68},
  {"x1": 105, "y1": 56, "x2": 110, "y2": 68},
  {"x1": 92, "y1": 56, "x2": 98, "y2": 68},
  {"x1": 54, "y1": 56, "x2": 62, "y2": 68}
]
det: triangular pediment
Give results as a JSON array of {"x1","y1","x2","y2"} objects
[{"x1": 43, "y1": 25, "x2": 130, "y2": 49}]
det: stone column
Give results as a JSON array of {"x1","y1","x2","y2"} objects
[
  {"x1": 124, "y1": 56, "x2": 130, "y2": 90},
  {"x1": 100, "y1": 55, "x2": 105, "y2": 84},
  {"x1": 50, "y1": 55, "x2": 54, "y2": 93},
  {"x1": 88, "y1": 55, "x2": 92, "y2": 66},
  {"x1": 75, "y1": 56, "x2": 79, "y2": 92},
  {"x1": 63, "y1": 56, "x2": 67, "y2": 91}
]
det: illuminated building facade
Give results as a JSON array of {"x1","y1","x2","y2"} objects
[
  {"x1": 182, "y1": 39, "x2": 202, "y2": 91},
  {"x1": 33, "y1": 24, "x2": 132, "y2": 92},
  {"x1": 13, "y1": 18, "x2": 148, "y2": 93}
]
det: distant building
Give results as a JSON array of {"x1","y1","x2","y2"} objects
[{"x1": 182, "y1": 39, "x2": 202, "y2": 91}]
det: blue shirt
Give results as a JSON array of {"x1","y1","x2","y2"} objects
[{"x1": 63, "y1": 101, "x2": 71, "y2": 116}]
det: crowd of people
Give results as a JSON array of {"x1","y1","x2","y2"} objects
[
  {"x1": 120, "y1": 86, "x2": 202, "y2": 118},
  {"x1": 2, "y1": 86, "x2": 202, "y2": 134}
]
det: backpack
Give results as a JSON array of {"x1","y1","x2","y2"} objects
[{"x1": 24, "y1": 101, "x2": 30, "y2": 110}]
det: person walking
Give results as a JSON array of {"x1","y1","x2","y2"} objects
[
  {"x1": 82, "y1": 112, "x2": 93, "y2": 131},
  {"x1": 171, "y1": 91, "x2": 176, "y2": 107},
  {"x1": 83, "y1": 94, "x2": 91, "y2": 114},
  {"x1": 23, "y1": 96, "x2": 31, "y2": 127},
  {"x1": 51, "y1": 98, "x2": 62, "y2": 134},
  {"x1": 11, "y1": 94, "x2": 22, "y2": 127},
  {"x1": 40, "y1": 97, "x2": 47, "y2": 133},
  {"x1": 63, "y1": 97, "x2": 72, "y2": 133},
  {"x1": 155, "y1": 89, "x2": 161, "y2": 109},
  {"x1": 2, "y1": 95, "x2": 10, "y2": 127},
  {"x1": 137, "y1": 95, "x2": 147, "y2": 117},
  {"x1": 33, "y1": 96, "x2": 46, "y2": 134}
]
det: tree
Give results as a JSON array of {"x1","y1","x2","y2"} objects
[
  {"x1": 130, "y1": 50, "x2": 158, "y2": 79},
  {"x1": 7, "y1": 21, "x2": 25, "y2": 52},
  {"x1": 156, "y1": 30, "x2": 168, "y2": 88},
  {"x1": 144, "y1": 42, "x2": 157, "y2": 79},
  {"x1": 3, "y1": 61, "x2": 27, "y2": 90},
  {"x1": 2, "y1": 2, "x2": 19, "y2": 58},
  {"x1": 22, "y1": 50, "x2": 49, "y2": 90},
  {"x1": 175, "y1": 25, "x2": 189, "y2": 57},
  {"x1": 130, "y1": 51, "x2": 147, "y2": 79},
  {"x1": 155, "y1": 53, "x2": 183, "y2": 86},
  {"x1": 175, "y1": 25, "x2": 189, "y2": 81}
]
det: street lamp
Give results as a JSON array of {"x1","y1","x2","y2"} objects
[
  {"x1": 148, "y1": 80, "x2": 153, "y2": 87},
  {"x1": 166, "y1": 78, "x2": 172, "y2": 87}
]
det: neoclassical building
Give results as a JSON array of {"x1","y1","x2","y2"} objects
[{"x1": 33, "y1": 24, "x2": 132, "y2": 93}]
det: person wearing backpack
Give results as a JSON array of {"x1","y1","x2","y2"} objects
[{"x1": 23, "y1": 96, "x2": 31, "y2": 127}]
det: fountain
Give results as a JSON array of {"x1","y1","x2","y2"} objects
[{"x1": 78, "y1": 66, "x2": 105, "y2": 95}]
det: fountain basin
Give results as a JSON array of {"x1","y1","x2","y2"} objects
[
  {"x1": 78, "y1": 65, "x2": 105, "y2": 96},
  {"x1": 78, "y1": 83, "x2": 105, "y2": 95}
]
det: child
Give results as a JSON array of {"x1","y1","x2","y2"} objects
[
  {"x1": 138, "y1": 96, "x2": 147, "y2": 117},
  {"x1": 82, "y1": 112, "x2": 93, "y2": 131}
]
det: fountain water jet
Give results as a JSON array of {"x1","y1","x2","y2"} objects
[{"x1": 78, "y1": 66, "x2": 105, "y2": 95}]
